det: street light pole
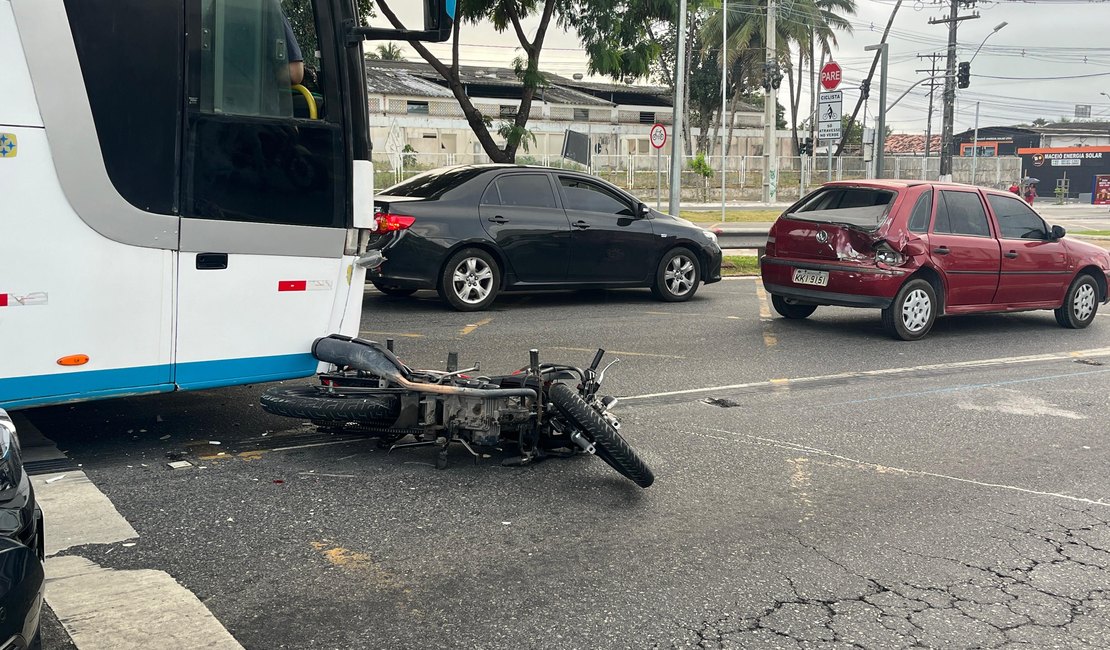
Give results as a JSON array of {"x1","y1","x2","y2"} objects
[{"x1": 667, "y1": 0, "x2": 688, "y2": 216}]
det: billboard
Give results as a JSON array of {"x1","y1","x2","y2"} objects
[{"x1": 1094, "y1": 175, "x2": 1110, "y2": 205}]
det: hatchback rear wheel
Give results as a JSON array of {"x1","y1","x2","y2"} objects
[
  {"x1": 882, "y1": 278, "x2": 937, "y2": 341},
  {"x1": 771, "y1": 294, "x2": 817, "y2": 319},
  {"x1": 1055, "y1": 273, "x2": 1099, "y2": 329}
]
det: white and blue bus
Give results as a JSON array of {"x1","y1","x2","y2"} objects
[{"x1": 0, "y1": 0, "x2": 453, "y2": 410}]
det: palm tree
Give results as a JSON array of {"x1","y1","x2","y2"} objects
[
  {"x1": 700, "y1": 0, "x2": 855, "y2": 155},
  {"x1": 367, "y1": 43, "x2": 406, "y2": 61}
]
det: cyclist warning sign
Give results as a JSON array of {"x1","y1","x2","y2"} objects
[{"x1": 818, "y1": 91, "x2": 842, "y2": 141}]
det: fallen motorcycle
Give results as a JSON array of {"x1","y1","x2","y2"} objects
[{"x1": 260, "y1": 335, "x2": 654, "y2": 488}]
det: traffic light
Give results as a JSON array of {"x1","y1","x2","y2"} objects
[
  {"x1": 957, "y1": 62, "x2": 970, "y2": 89},
  {"x1": 799, "y1": 137, "x2": 814, "y2": 155}
]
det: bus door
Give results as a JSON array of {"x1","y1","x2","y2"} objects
[
  {"x1": 174, "y1": 0, "x2": 358, "y2": 390},
  {"x1": 1, "y1": 0, "x2": 180, "y2": 408}
]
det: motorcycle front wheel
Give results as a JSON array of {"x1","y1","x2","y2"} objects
[
  {"x1": 260, "y1": 386, "x2": 400, "y2": 426},
  {"x1": 547, "y1": 383, "x2": 654, "y2": 488}
]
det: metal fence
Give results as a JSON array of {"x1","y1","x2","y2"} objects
[{"x1": 372, "y1": 151, "x2": 1023, "y2": 202}]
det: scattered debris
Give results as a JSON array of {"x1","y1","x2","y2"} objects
[
  {"x1": 273, "y1": 479, "x2": 285, "y2": 484},
  {"x1": 45, "y1": 475, "x2": 67, "y2": 484},
  {"x1": 159, "y1": 435, "x2": 170, "y2": 440},
  {"x1": 156, "y1": 415, "x2": 164, "y2": 422},
  {"x1": 209, "y1": 440, "x2": 222, "y2": 445},
  {"x1": 703, "y1": 397, "x2": 742, "y2": 408},
  {"x1": 122, "y1": 542, "x2": 136, "y2": 548},
  {"x1": 1075, "y1": 358, "x2": 1104, "y2": 366},
  {"x1": 139, "y1": 429, "x2": 147, "y2": 433},
  {"x1": 167, "y1": 460, "x2": 194, "y2": 470},
  {"x1": 501, "y1": 521, "x2": 511, "y2": 525}
]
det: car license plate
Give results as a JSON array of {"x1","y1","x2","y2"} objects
[{"x1": 792, "y1": 268, "x2": 829, "y2": 287}]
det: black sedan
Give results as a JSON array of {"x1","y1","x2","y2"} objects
[
  {"x1": 0, "y1": 410, "x2": 44, "y2": 650},
  {"x1": 366, "y1": 165, "x2": 723, "y2": 311}
]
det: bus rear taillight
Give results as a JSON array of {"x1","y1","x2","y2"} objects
[{"x1": 374, "y1": 213, "x2": 416, "y2": 233}]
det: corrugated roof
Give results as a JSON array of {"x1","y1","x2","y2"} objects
[{"x1": 363, "y1": 60, "x2": 613, "y2": 106}]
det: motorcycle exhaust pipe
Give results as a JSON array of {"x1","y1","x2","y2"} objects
[{"x1": 312, "y1": 336, "x2": 536, "y2": 399}]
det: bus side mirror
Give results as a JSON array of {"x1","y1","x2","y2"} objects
[
  {"x1": 424, "y1": 0, "x2": 455, "y2": 41},
  {"x1": 349, "y1": 0, "x2": 455, "y2": 44}
]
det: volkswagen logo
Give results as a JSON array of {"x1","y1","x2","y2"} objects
[{"x1": 816, "y1": 230, "x2": 829, "y2": 244}]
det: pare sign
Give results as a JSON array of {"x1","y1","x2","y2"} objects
[{"x1": 820, "y1": 61, "x2": 842, "y2": 91}]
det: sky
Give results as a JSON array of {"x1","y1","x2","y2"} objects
[{"x1": 379, "y1": 0, "x2": 1110, "y2": 136}]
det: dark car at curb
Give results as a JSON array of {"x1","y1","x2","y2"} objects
[
  {"x1": 0, "y1": 410, "x2": 45, "y2": 650},
  {"x1": 761, "y1": 180, "x2": 1110, "y2": 340},
  {"x1": 364, "y1": 165, "x2": 723, "y2": 311}
]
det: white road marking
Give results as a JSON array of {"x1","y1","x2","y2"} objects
[
  {"x1": 957, "y1": 391, "x2": 1087, "y2": 420},
  {"x1": 46, "y1": 556, "x2": 243, "y2": 650},
  {"x1": 688, "y1": 426, "x2": 1110, "y2": 508},
  {"x1": 33, "y1": 468, "x2": 244, "y2": 648},
  {"x1": 622, "y1": 346, "x2": 1110, "y2": 401},
  {"x1": 33, "y1": 473, "x2": 137, "y2": 556}
]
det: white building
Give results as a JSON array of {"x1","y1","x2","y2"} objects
[{"x1": 363, "y1": 60, "x2": 792, "y2": 169}]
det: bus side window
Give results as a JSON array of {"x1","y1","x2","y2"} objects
[
  {"x1": 198, "y1": 0, "x2": 305, "y2": 118},
  {"x1": 185, "y1": 0, "x2": 344, "y2": 228}
]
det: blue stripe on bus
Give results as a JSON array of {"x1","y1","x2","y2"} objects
[
  {"x1": 175, "y1": 353, "x2": 318, "y2": 391},
  {"x1": 1, "y1": 353, "x2": 318, "y2": 410}
]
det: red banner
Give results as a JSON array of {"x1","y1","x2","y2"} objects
[{"x1": 1095, "y1": 175, "x2": 1110, "y2": 205}]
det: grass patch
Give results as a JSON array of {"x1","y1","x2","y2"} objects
[
  {"x1": 1073, "y1": 230, "x2": 1110, "y2": 237},
  {"x1": 680, "y1": 209, "x2": 783, "y2": 224},
  {"x1": 722, "y1": 255, "x2": 761, "y2": 276}
]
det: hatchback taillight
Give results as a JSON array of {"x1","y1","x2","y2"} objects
[{"x1": 374, "y1": 213, "x2": 416, "y2": 233}]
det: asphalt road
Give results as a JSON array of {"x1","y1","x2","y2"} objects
[{"x1": 26, "y1": 280, "x2": 1110, "y2": 649}]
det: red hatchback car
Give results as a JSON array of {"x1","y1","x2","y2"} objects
[{"x1": 761, "y1": 181, "x2": 1110, "y2": 340}]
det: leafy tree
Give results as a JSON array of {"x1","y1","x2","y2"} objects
[
  {"x1": 282, "y1": 0, "x2": 374, "y2": 68},
  {"x1": 374, "y1": 0, "x2": 559, "y2": 163}
]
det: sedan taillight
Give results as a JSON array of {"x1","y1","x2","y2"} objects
[{"x1": 374, "y1": 213, "x2": 416, "y2": 233}]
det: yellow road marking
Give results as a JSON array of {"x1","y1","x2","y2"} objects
[
  {"x1": 459, "y1": 317, "x2": 493, "y2": 336},
  {"x1": 754, "y1": 284, "x2": 777, "y2": 347},
  {"x1": 359, "y1": 330, "x2": 425, "y2": 339},
  {"x1": 754, "y1": 283, "x2": 772, "y2": 320},
  {"x1": 549, "y1": 346, "x2": 686, "y2": 360}
]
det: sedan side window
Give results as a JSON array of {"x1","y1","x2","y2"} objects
[
  {"x1": 496, "y1": 174, "x2": 557, "y2": 209},
  {"x1": 936, "y1": 191, "x2": 991, "y2": 237},
  {"x1": 988, "y1": 194, "x2": 1048, "y2": 240},
  {"x1": 559, "y1": 177, "x2": 635, "y2": 216}
]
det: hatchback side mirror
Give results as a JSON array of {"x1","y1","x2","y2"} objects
[{"x1": 1051, "y1": 225, "x2": 1066, "y2": 240}]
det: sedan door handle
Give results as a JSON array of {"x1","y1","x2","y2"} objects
[
  {"x1": 487, "y1": 215, "x2": 508, "y2": 224},
  {"x1": 933, "y1": 246, "x2": 950, "y2": 255},
  {"x1": 1004, "y1": 251, "x2": 1019, "y2": 259},
  {"x1": 572, "y1": 220, "x2": 591, "y2": 230}
]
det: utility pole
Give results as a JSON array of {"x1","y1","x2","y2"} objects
[
  {"x1": 916, "y1": 52, "x2": 943, "y2": 162},
  {"x1": 762, "y1": 0, "x2": 778, "y2": 203},
  {"x1": 721, "y1": 0, "x2": 728, "y2": 222},
  {"x1": 931, "y1": 0, "x2": 979, "y2": 182},
  {"x1": 668, "y1": 0, "x2": 689, "y2": 216},
  {"x1": 865, "y1": 43, "x2": 888, "y2": 178}
]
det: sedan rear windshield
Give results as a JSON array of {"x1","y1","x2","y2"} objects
[
  {"x1": 786, "y1": 187, "x2": 896, "y2": 230},
  {"x1": 380, "y1": 167, "x2": 487, "y2": 199}
]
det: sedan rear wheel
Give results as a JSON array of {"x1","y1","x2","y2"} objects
[
  {"x1": 652, "y1": 248, "x2": 701, "y2": 302},
  {"x1": 881, "y1": 278, "x2": 937, "y2": 341},
  {"x1": 1055, "y1": 274, "x2": 1099, "y2": 329},
  {"x1": 439, "y1": 248, "x2": 500, "y2": 311}
]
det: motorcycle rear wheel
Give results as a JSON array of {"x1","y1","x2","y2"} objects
[
  {"x1": 547, "y1": 383, "x2": 654, "y2": 488},
  {"x1": 260, "y1": 386, "x2": 400, "y2": 425}
]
